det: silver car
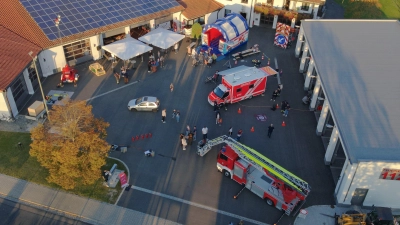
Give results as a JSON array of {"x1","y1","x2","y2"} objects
[{"x1": 127, "y1": 96, "x2": 160, "y2": 112}]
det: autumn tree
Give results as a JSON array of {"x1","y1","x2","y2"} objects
[{"x1": 30, "y1": 100, "x2": 109, "y2": 190}]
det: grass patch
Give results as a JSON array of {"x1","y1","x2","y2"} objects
[
  {"x1": 0, "y1": 131, "x2": 125, "y2": 203},
  {"x1": 336, "y1": 0, "x2": 400, "y2": 19}
]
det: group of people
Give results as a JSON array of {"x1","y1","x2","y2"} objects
[
  {"x1": 270, "y1": 85, "x2": 282, "y2": 101},
  {"x1": 147, "y1": 51, "x2": 165, "y2": 73},
  {"x1": 114, "y1": 66, "x2": 129, "y2": 84},
  {"x1": 179, "y1": 125, "x2": 197, "y2": 150},
  {"x1": 192, "y1": 49, "x2": 217, "y2": 67},
  {"x1": 161, "y1": 109, "x2": 182, "y2": 123}
]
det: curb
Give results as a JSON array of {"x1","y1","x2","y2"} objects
[{"x1": 108, "y1": 156, "x2": 130, "y2": 205}]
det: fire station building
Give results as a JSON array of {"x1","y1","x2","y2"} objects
[
  {"x1": 295, "y1": 20, "x2": 400, "y2": 209},
  {"x1": 0, "y1": 0, "x2": 223, "y2": 118}
]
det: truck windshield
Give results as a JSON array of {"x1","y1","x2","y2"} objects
[{"x1": 213, "y1": 86, "x2": 225, "y2": 99}]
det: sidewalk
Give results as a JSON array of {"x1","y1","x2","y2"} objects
[
  {"x1": 0, "y1": 173, "x2": 181, "y2": 225},
  {"x1": 294, "y1": 205, "x2": 355, "y2": 225}
]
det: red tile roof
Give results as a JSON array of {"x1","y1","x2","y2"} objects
[
  {"x1": 177, "y1": 0, "x2": 224, "y2": 20},
  {"x1": 0, "y1": 0, "x2": 184, "y2": 49},
  {"x1": 0, "y1": 26, "x2": 41, "y2": 91}
]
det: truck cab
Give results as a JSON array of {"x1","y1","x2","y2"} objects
[{"x1": 208, "y1": 84, "x2": 229, "y2": 106}]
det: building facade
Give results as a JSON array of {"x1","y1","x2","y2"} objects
[{"x1": 295, "y1": 20, "x2": 400, "y2": 209}]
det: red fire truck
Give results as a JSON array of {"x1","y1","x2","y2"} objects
[
  {"x1": 197, "y1": 136, "x2": 311, "y2": 215},
  {"x1": 208, "y1": 66, "x2": 277, "y2": 106},
  {"x1": 60, "y1": 64, "x2": 79, "y2": 87}
]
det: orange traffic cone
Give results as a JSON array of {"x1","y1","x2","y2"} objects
[
  {"x1": 276, "y1": 104, "x2": 279, "y2": 109},
  {"x1": 238, "y1": 108, "x2": 242, "y2": 114},
  {"x1": 250, "y1": 126, "x2": 255, "y2": 132},
  {"x1": 262, "y1": 55, "x2": 265, "y2": 60},
  {"x1": 282, "y1": 121, "x2": 286, "y2": 127},
  {"x1": 268, "y1": 59, "x2": 270, "y2": 66}
]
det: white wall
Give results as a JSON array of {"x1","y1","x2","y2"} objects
[
  {"x1": 0, "y1": 91, "x2": 11, "y2": 119},
  {"x1": 38, "y1": 46, "x2": 66, "y2": 77},
  {"x1": 22, "y1": 68, "x2": 34, "y2": 95},
  {"x1": 6, "y1": 88, "x2": 18, "y2": 117},
  {"x1": 89, "y1": 35, "x2": 101, "y2": 60},
  {"x1": 205, "y1": 11, "x2": 219, "y2": 24},
  {"x1": 294, "y1": 2, "x2": 318, "y2": 14},
  {"x1": 215, "y1": 0, "x2": 252, "y2": 26},
  {"x1": 336, "y1": 161, "x2": 400, "y2": 209}
]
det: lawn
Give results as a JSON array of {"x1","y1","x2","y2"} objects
[
  {"x1": 337, "y1": 0, "x2": 400, "y2": 19},
  {"x1": 0, "y1": 131, "x2": 126, "y2": 203}
]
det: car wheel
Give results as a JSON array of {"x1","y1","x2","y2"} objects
[
  {"x1": 223, "y1": 170, "x2": 231, "y2": 177},
  {"x1": 131, "y1": 108, "x2": 137, "y2": 112},
  {"x1": 265, "y1": 198, "x2": 274, "y2": 206}
]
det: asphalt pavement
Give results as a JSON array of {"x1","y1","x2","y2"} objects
[{"x1": 17, "y1": 25, "x2": 338, "y2": 225}]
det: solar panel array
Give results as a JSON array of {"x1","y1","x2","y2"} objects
[{"x1": 19, "y1": 0, "x2": 180, "y2": 41}]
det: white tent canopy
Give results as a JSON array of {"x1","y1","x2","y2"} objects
[
  {"x1": 102, "y1": 36, "x2": 153, "y2": 60},
  {"x1": 138, "y1": 27, "x2": 185, "y2": 49}
]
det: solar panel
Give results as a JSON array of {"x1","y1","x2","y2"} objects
[{"x1": 19, "y1": 0, "x2": 181, "y2": 41}]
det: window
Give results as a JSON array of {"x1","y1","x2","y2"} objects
[
  {"x1": 219, "y1": 153, "x2": 228, "y2": 161},
  {"x1": 224, "y1": 9, "x2": 232, "y2": 17},
  {"x1": 237, "y1": 88, "x2": 242, "y2": 92},
  {"x1": 11, "y1": 78, "x2": 25, "y2": 103},
  {"x1": 301, "y1": 3, "x2": 310, "y2": 11},
  {"x1": 63, "y1": 39, "x2": 91, "y2": 62},
  {"x1": 184, "y1": 16, "x2": 205, "y2": 29},
  {"x1": 241, "y1": 0, "x2": 248, "y2": 3}
]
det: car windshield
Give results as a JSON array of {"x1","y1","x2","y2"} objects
[
  {"x1": 135, "y1": 97, "x2": 143, "y2": 104},
  {"x1": 213, "y1": 86, "x2": 225, "y2": 99}
]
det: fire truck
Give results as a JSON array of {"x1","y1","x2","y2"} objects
[
  {"x1": 197, "y1": 136, "x2": 311, "y2": 215},
  {"x1": 207, "y1": 65, "x2": 277, "y2": 106},
  {"x1": 60, "y1": 64, "x2": 79, "y2": 86}
]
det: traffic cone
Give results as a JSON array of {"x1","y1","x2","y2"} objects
[
  {"x1": 276, "y1": 104, "x2": 279, "y2": 109},
  {"x1": 145, "y1": 133, "x2": 149, "y2": 138},
  {"x1": 282, "y1": 121, "x2": 286, "y2": 127},
  {"x1": 250, "y1": 126, "x2": 255, "y2": 132},
  {"x1": 238, "y1": 108, "x2": 242, "y2": 114},
  {"x1": 141, "y1": 134, "x2": 145, "y2": 139},
  {"x1": 148, "y1": 133, "x2": 152, "y2": 138},
  {"x1": 262, "y1": 55, "x2": 265, "y2": 60},
  {"x1": 131, "y1": 137, "x2": 135, "y2": 142},
  {"x1": 135, "y1": 135, "x2": 140, "y2": 141}
]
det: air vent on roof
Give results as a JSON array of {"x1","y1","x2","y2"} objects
[{"x1": 234, "y1": 76, "x2": 241, "y2": 80}]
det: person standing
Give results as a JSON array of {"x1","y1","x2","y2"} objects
[
  {"x1": 170, "y1": 83, "x2": 174, "y2": 92},
  {"x1": 276, "y1": 86, "x2": 281, "y2": 96},
  {"x1": 114, "y1": 72, "x2": 120, "y2": 84},
  {"x1": 281, "y1": 100, "x2": 288, "y2": 113},
  {"x1": 218, "y1": 117, "x2": 222, "y2": 126},
  {"x1": 176, "y1": 110, "x2": 180, "y2": 122},
  {"x1": 270, "y1": 90, "x2": 278, "y2": 101},
  {"x1": 157, "y1": 51, "x2": 161, "y2": 59},
  {"x1": 202, "y1": 126, "x2": 208, "y2": 139},
  {"x1": 172, "y1": 109, "x2": 176, "y2": 118},
  {"x1": 185, "y1": 125, "x2": 190, "y2": 136},
  {"x1": 161, "y1": 109, "x2": 166, "y2": 123},
  {"x1": 193, "y1": 126, "x2": 197, "y2": 141},
  {"x1": 267, "y1": 124, "x2": 274, "y2": 138},
  {"x1": 228, "y1": 127, "x2": 233, "y2": 136},
  {"x1": 236, "y1": 129, "x2": 243, "y2": 142},
  {"x1": 284, "y1": 104, "x2": 290, "y2": 117},
  {"x1": 187, "y1": 133, "x2": 193, "y2": 145},
  {"x1": 160, "y1": 55, "x2": 165, "y2": 68},
  {"x1": 208, "y1": 57, "x2": 213, "y2": 68},
  {"x1": 214, "y1": 101, "x2": 218, "y2": 112},
  {"x1": 147, "y1": 60, "x2": 152, "y2": 73},
  {"x1": 181, "y1": 137, "x2": 187, "y2": 150},
  {"x1": 216, "y1": 111, "x2": 220, "y2": 125}
]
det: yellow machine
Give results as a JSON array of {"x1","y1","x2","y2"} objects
[{"x1": 337, "y1": 213, "x2": 367, "y2": 225}]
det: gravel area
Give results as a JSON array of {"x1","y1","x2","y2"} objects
[{"x1": 0, "y1": 115, "x2": 44, "y2": 133}]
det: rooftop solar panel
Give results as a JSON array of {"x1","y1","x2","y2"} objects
[{"x1": 19, "y1": 0, "x2": 180, "y2": 41}]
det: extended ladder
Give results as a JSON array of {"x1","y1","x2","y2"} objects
[{"x1": 197, "y1": 135, "x2": 311, "y2": 196}]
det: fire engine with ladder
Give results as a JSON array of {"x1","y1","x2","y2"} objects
[{"x1": 197, "y1": 135, "x2": 311, "y2": 215}]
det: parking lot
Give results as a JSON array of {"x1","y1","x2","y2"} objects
[{"x1": 27, "y1": 26, "x2": 336, "y2": 225}]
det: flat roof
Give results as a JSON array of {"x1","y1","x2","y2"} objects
[
  {"x1": 302, "y1": 20, "x2": 400, "y2": 163},
  {"x1": 220, "y1": 65, "x2": 268, "y2": 84}
]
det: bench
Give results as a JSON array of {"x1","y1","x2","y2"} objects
[
  {"x1": 187, "y1": 42, "x2": 196, "y2": 55},
  {"x1": 232, "y1": 49, "x2": 261, "y2": 60}
]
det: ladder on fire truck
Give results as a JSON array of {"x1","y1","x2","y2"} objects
[{"x1": 197, "y1": 135, "x2": 311, "y2": 196}]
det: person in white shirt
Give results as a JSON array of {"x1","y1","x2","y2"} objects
[{"x1": 202, "y1": 126, "x2": 208, "y2": 139}]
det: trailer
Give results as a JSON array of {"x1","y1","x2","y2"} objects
[{"x1": 197, "y1": 136, "x2": 311, "y2": 215}]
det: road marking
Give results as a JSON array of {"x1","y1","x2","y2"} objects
[
  {"x1": 85, "y1": 81, "x2": 139, "y2": 102},
  {"x1": 131, "y1": 185, "x2": 269, "y2": 225}
]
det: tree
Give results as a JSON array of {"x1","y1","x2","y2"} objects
[{"x1": 30, "y1": 100, "x2": 109, "y2": 190}]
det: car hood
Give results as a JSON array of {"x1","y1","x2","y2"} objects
[{"x1": 128, "y1": 99, "x2": 137, "y2": 107}]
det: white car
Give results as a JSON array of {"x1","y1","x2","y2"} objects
[{"x1": 127, "y1": 96, "x2": 160, "y2": 112}]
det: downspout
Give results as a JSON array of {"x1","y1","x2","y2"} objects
[{"x1": 249, "y1": 0, "x2": 255, "y2": 27}]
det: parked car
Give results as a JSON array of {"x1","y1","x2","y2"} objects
[{"x1": 127, "y1": 96, "x2": 159, "y2": 112}]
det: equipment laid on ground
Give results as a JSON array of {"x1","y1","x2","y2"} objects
[
  {"x1": 60, "y1": 64, "x2": 79, "y2": 86},
  {"x1": 197, "y1": 135, "x2": 311, "y2": 215},
  {"x1": 335, "y1": 207, "x2": 398, "y2": 225},
  {"x1": 207, "y1": 66, "x2": 278, "y2": 106},
  {"x1": 109, "y1": 144, "x2": 128, "y2": 153}
]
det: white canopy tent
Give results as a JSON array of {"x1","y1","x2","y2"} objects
[
  {"x1": 102, "y1": 36, "x2": 153, "y2": 61},
  {"x1": 138, "y1": 27, "x2": 185, "y2": 49}
]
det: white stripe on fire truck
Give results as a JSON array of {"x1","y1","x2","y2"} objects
[
  {"x1": 131, "y1": 185, "x2": 269, "y2": 225},
  {"x1": 240, "y1": 76, "x2": 264, "y2": 101}
]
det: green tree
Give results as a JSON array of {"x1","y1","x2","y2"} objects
[{"x1": 30, "y1": 100, "x2": 109, "y2": 190}]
